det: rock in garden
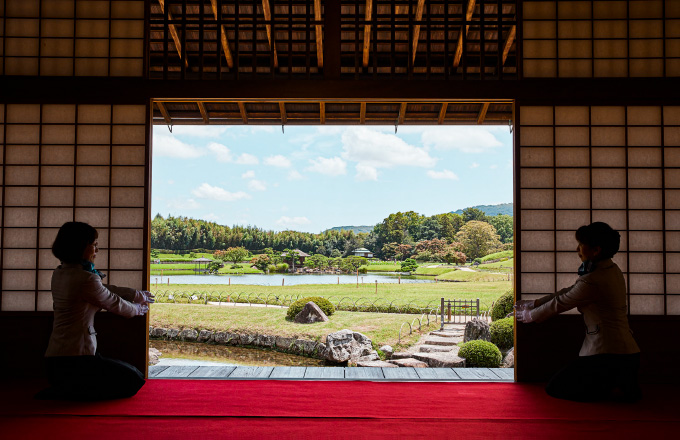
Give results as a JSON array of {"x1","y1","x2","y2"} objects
[
  {"x1": 151, "y1": 327, "x2": 168, "y2": 338},
  {"x1": 412, "y1": 352, "x2": 466, "y2": 368},
  {"x1": 197, "y1": 330, "x2": 213, "y2": 343},
  {"x1": 294, "y1": 302, "x2": 329, "y2": 324},
  {"x1": 357, "y1": 351, "x2": 380, "y2": 363},
  {"x1": 388, "y1": 358, "x2": 429, "y2": 368},
  {"x1": 179, "y1": 329, "x2": 198, "y2": 342},
  {"x1": 379, "y1": 345, "x2": 394, "y2": 358},
  {"x1": 356, "y1": 360, "x2": 398, "y2": 368},
  {"x1": 275, "y1": 336, "x2": 296, "y2": 350},
  {"x1": 240, "y1": 333, "x2": 256, "y2": 346},
  {"x1": 463, "y1": 318, "x2": 491, "y2": 343},
  {"x1": 502, "y1": 347, "x2": 515, "y2": 368},
  {"x1": 256, "y1": 334, "x2": 276, "y2": 348},
  {"x1": 148, "y1": 348, "x2": 162, "y2": 366},
  {"x1": 166, "y1": 328, "x2": 180, "y2": 340},
  {"x1": 390, "y1": 352, "x2": 414, "y2": 360},
  {"x1": 324, "y1": 329, "x2": 373, "y2": 363}
]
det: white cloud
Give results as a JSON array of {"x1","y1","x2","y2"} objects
[
  {"x1": 276, "y1": 216, "x2": 311, "y2": 228},
  {"x1": 307, "y1": 156, "x2": 347, "y2": 176},
  {"x1": 191, "y1": 183, "x2": 251, "y2": 202},
  {"x1": 470, "y1": 162, "x2": 480, "y2": 168},
  {"x1": 427, "y1": 169, "x2": 459, "y2": 180},
  {"x1": 167, "y1": 197, "x2": 201, "y2": 210},
  {"x1": 264, "y1": 155, "x2": 292, "y2": 168},
  {"x1": 204, "y1": 213, "x2": 219, "y2": 221},
  {"x1": 420, "y1": 126, "x2": 504, "y2": 153},
  {"x1": 490, "y1": 164, "x2": 498, "y2": 169},
  {"x1": 236, "y1": 153, "x2": 259, "y2": 165},
  {"x1": 241, "y1": 170, "x2": 256, "y2": 179},
  {"x1": 355, "y1": 164, "x2": 378, "y2": 181},
  {"x1": 207, "y1": 142, "x2": 233, "y2": 162},
  {"x1": 247, "y1": 179, "x2": 267, "y2": 191},
  {"x1": 287, "y1": 170, "x2": 304, "y2": 180},
  {"x1": 153, "y1": 133, "x2": 204, "y2": 158},
  {"x1": 341, "y1": 127, "x2": 436, "y2": 168}
]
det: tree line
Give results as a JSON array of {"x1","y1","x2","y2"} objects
[{"x1": 151, "y1": 207, "x2": 513, "y2": 261}]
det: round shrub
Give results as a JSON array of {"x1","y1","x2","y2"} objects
[
  {"x1": 275, "y1": 263, "x2": 289, "y2": 272},
  {"x1": 490, "y1": 317, "x2": 514, "y2": 350},
  {"x1": 286, "y1": 296, "x2": 335, "y2": 320},
  {"x1": 491, "y1": 289, "x2": 514, "y2": 321},
  {"x1": 459, "y1": 340, "x2": 502, "y2": 368}
]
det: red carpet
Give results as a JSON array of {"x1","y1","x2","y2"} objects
[{"x1": 1, "y1": 380, "x2": 678, "y2": 439}]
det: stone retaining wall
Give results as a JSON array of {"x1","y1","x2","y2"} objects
[{"x1": 149, "y1": 327, "x2": 327, "y2": 359}]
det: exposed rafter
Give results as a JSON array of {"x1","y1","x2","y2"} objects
[
  {"x1": 261, "y1": 0, "x2": 279, "y2": 69},
  {"x1": 279, "y1": 102, "x2": 287, "y2": 124},
  {"x1": 360, "y1": 102, "x2": 366, "y2": 124},
  {"x1": 438, "y1": 103, "x2": 448, "y2": 124},
  {"x1": 313, "y1": 0, "x2": 323, "y2": 68},
  {"x1": 362, "y1": 0, "x2": 373, "y2": 68},
  {"x1": 453, "y1": 0, "x2": 476, "y2": 68},
  {"x1": 157, "y1": 101, "x2": 172, "y2": 125},
  {"x1": 197, "y1": 102, "x2": 209, "y2": 124},
  {"x1": 158, "y1": 0, "x2": 189, "y2": 68},
  {"x1": 477, "y1": 102, "x2": 490, "y2": 124},
  {"x1": 502, "y1": 25, "x2": 517, "y2": 66},
  {"x1": 320, "y1": 102, "x2": 325, "y2": 124},
  {"x1": 209, "y1": 0, "x2": 234, "y2": 68},
  {"x1": 398, "y1": 103, "x2": 407, "y2": 125},
  {"x1": 238, "y1": 102, "x2": 248, "y2": 124},
  {"x1": 411, "y1": 0, "x2": 425, "y2": 64}
]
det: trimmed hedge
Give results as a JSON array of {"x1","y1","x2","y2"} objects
[
  {"x1": 286, "y1": 296, "x2": 335, "y2": 320},
  {"x1": 459, "y1": 340, "x2": 502, "y2": 368},
  {"x1": 490, "y1": 317, "x2": 514, "y2": 350},
  {"x1": 491, "y1": 289, "x2": 514, "y2": 321}
]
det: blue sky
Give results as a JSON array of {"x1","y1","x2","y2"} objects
[{"x1": 151, "y1": 124, "x2": 513, "y2": 233}]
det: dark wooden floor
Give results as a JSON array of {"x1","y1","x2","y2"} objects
[{"x1": 149, "y1": 365, "x2": 514, "y2": 381}]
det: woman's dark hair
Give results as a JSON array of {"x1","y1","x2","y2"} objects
[
  {"x1": 52, "y1": 222, "x2": 98, "y2": 263},
  {"x1": 575, "y1": 222, "x2": 620, "y2": 259}
]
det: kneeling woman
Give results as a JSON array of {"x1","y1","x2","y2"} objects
[
  {"x1": 42, "y1": 221, "x2": 154, "y2": 400},
  {"x1": 515, "y1": 222, "x2": 641, "y2": 402}
]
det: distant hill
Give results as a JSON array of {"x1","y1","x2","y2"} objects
[
  {"x1": 325, "y1": 225, "x2": 374, "y2": 234},
  {"x1": 452, "y1": 203, "x2": 513, "y2": 217}
]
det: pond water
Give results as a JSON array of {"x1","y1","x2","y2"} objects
[
  {"x1": 150, "y1": 340, "x2": 327, "y2": 367},
  {"x1": 150, "y1": 272, "x2": 435, "y2": 286}
]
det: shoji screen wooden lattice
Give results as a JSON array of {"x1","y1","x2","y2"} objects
[
  {"x1": 0, "y1": 104, "x2": 149, "y2": 312},
  {"x1": 518, "y1": 105, "x2": 680, "y2": 316}
]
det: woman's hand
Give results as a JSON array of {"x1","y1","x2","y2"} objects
[
  {"x1": 514, "y1": 300, "x2": 536, "y2": 323},
  {"x1": 514, "y1": 299, "x2": 535, "y2": 311},
  {"x1": 133, "y1": 290, "x2": 155, "y2": 306},
  {"x1": 134, "y1": 303, "x2": 149, "y2": 316}
]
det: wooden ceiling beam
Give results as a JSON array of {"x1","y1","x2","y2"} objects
[
  {"x1": 360, "y1": 102, "x2": 366, "y2": 124},
  {"x1": 314, "y1": 0, "x2": 323, "y2": 68},
  {"x1": 398, "y1": 102, "x2": 407, "y2": 125},
  {"x1": 261, "y1": 0, "x2": 279, "y2": 69},
  {"x1": 197, "y1": 102, "x2": 209, "y2": 124},
  {"x1": 238, "y1": 102, "x2": 248, "y2": 124},
  {"x1": 438, "y1": 102, "x2": 448, "y2": 124},
  {"x1": 502, "y1": 25, "x2": 517, "y2": 66},
  {"x1": 453, "y1": 0, "x2": 476, "y2": 69},
  {"x1": 320, "y1": 102, "x2": 326, "y2": 124},
  {"x1": 157, "y1": 101, "x2": 172, "y2": 125},
  {"x1": 411, "y1": 0, "x2": 425, "y2": 64},
  {"x1": 158, "y1": 0, "x2": 189, "y2": 68},
  {"x1": 209, "y1": 0, "x2": 234, "y2": 68},
  {"x1": 477, "y1": 102, "x2": 490, "y2": 124},
  {"x1": 362, "y1": 0, "x2": 373, "y2": 68},
  {"x1": 279, "y1": 102, "x2": 287, "y2": 124}
]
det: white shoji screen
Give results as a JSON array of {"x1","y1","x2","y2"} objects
[
  {"x1": 1, "y1": 0, "x2": 144, "y2": 76},
  {"x1": 518, "y1": 105, "x2": 680, "y2": 316},
  {"x1": 522, "y1": 0, "x2": 680, "y2": 78},
  {"x1": 0, "y1": 103, "x2": 149, "y2": 312}
]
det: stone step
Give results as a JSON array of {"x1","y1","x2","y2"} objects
[
  {"x1": 355, "y1": 360, "x2": 398, "y2": 368},
  {"x1": 418, "y1": 344, "x2": 454, "y2": 353},
  {"x1": 387, "y1": 358, "x2": 429, "y2": 368},
  {"x1": 412, "y1": 352, "x2": 466, "y2": 368},
  {"x1": 429, "y1": 331, "x2": 463, "y2": 338},
  {"x1": 390, "y1": 352, "x2": 414, "y2": 360},
  {"x1": 423, "y1": 336, "x2": 461, "y2": 346}
]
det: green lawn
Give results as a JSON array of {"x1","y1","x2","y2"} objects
[
  {"x1": 478, "y1": 258, "x2": 514, "y2": 270},
  {"x1": 480, "y1": 250, "x2": 514, "y2": 262},
  {"x1": 149, "y1": 303, "x2": 440, "y2": 350},
  {"x1": 151, "y1": 262, "x2": 261, "y2": 276},
  {"x1": 436, "y1": 270, "x2": 511, "y2": 282}
]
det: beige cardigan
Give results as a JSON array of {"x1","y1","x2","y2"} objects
[
  {"x1": 45, "y1": 263, "x2": 138, "y2": 357},
  {"x1": 530, "y1": 259, "x2": 640, "y2": 357}
]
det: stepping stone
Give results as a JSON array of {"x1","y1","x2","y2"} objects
[
  {"x1": 390, "y1": 352, "x2": 414, "y2": 360},
  {"x1": 356, "y1": 360, "x2": 398, "y2": 368},
  {"x1": 419, "y1": 344, "x2": 454, "y2": 353},
  {"x1": 429, "y1": 331, "x2": 462, "y2": 338},
  {"x1": 387, "y1": 358, "x2": 429, "y2": 368},
  {"x1": 412, "y1": 352, "x2": 466, "y2": 368},
  {"x1": 423, "y1": 336, "x2": 460, "y2": 346}
]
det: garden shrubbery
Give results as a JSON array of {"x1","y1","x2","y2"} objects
[
  {"x1": 286, "y1": 296, "x2": 336, "y2": 320},
  {"x1": 491, "y1": 289, "x2": 514, "y2": 321},
  {"x1": 459, "y1": 340, "x2": 502, "y2": 368},
  {"x1": 490, "y1": 317, "x2": 514, "y2": 350}
]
